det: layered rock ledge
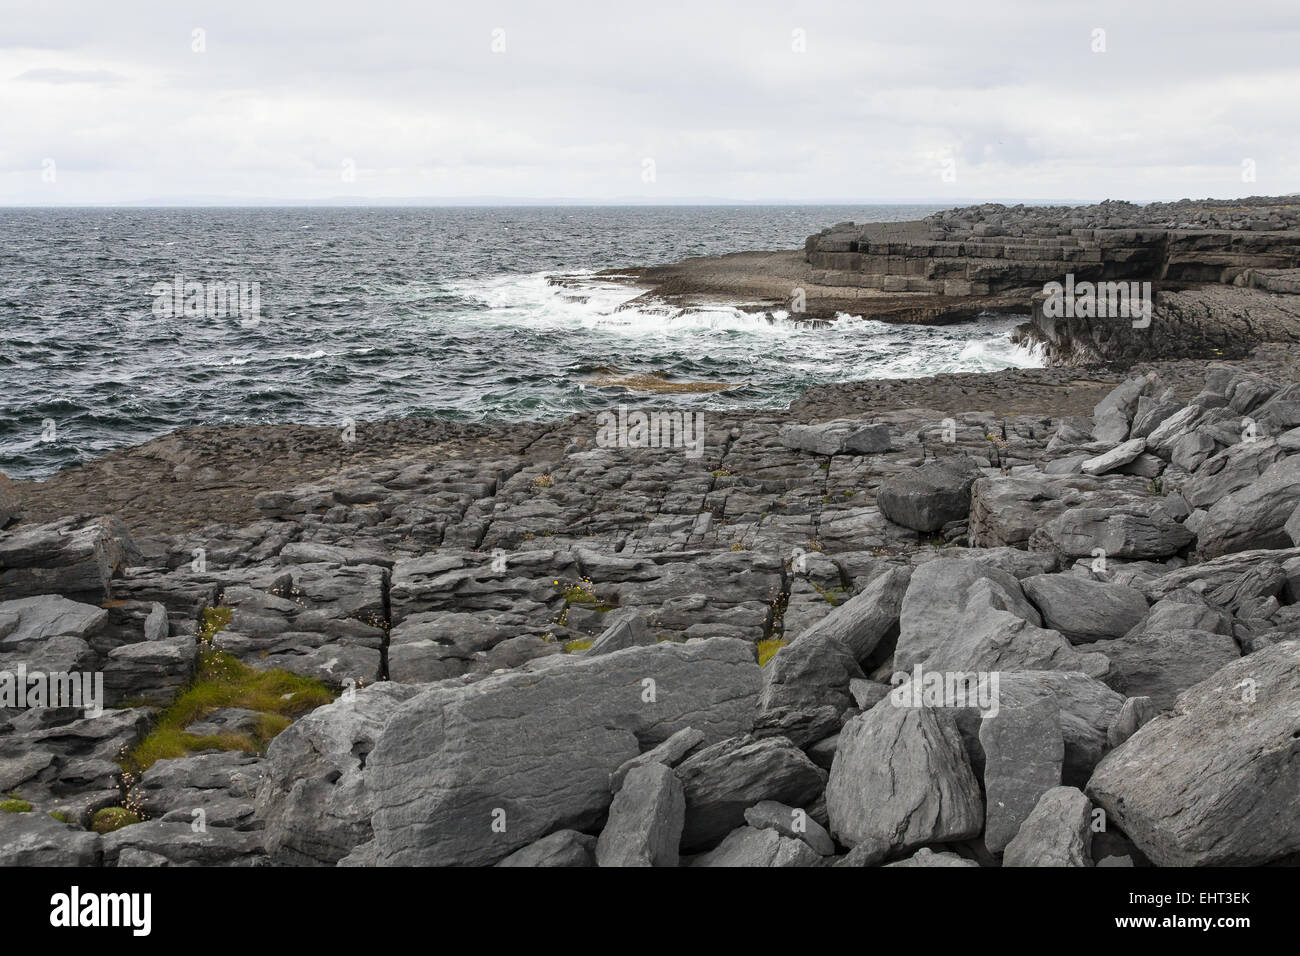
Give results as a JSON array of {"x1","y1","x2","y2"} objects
[{"x1": 602, "y1": 196, "x2": 1300, "y2": 366}]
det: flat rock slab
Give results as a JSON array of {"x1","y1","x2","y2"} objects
[
  {"x1": 779, "y1": 420, "x2": 891, "y2": 456},
  {"x1": 596, "y1": 762, "x2": 685, "y2": 867},
  {"x1": 979, "y1": 697, "x2": 1065, "y2": 853},
  {"x1": 1086, "y1": 640, "x2": 1300, "y2": 866},
  {"x1": 367, "y1": 637, "x2": 761, "y2": 866}
]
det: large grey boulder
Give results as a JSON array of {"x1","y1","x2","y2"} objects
[
  {"x1": 0, "y1": 516, "x2": 139, "y2": 602},
  {"x1": 1092, "y1": 375, "x2": 1159, "y2": 445},
  {"x1": 1089, "y1": 628, "x2": 1240, "y2": 710},
  {"x1": 1081, "y1": 438, "x2": 1146, "y2": 476},
  {"x1": 979, "y1": 697, "x2": 1064, "y2": 853},
  {"x1": 1087, "y1": 640, "x2": 1300, "y2": 865},
  {"x1": 367, "y1": 637, "x2": 762, "y2": 866},
  {"x1": 596, "y1": 763, "x2": 685, "y2": 867},
  {"x1": 1021, "y1": 574, "x2": 1149, "y2": 643},
  {"x1": 1145, "y1": 404, "x2": 1204, "y2": 458},
  {"x1": 0, "y1": 595, "x2": 107, "y2": 645},
  {"x1": 791, "y1": 565, "x2": 911, "y2": 662},
  {"x1": 1181, "y1": 438, "x2": 1285, "y2": 510},
  {"x1": 0, "y1": 811, "x2": 101, "y2": 866},
  {"x1": 876, "y1": 456, "x2": 984, "y2": 532},
  {"x1": 1002, "y1": 786, "x2": 1093, "y2": 867},
  {"x1": 778, "y1": 420, "x2": 891, "y2": 456},
  {"x1": 757, "y1": 632, "x2": 861, "y2": 746},
  {"x1": 1196, "y1": 457, "x2": 1300, "y2": 558},
  {"x1": 256, "y1": 681, "x2": 424, "y2": 866},
  {"x1": 953, "y1": 670, "x2": 1124, "y2": 787},
  {"x1": 826, "y1": 702, "x2": 982, "y2": 853},
  {"x1": 1289, "y1": 503, "x2": 1300, "y2": 547},
  {"x1": 1035, "y1": 502, "x2": 1194, "y2": 560},
  {"x1": 103, "y1": 634, "x2": 197, "y2": 707},
  {"x1": 675, "y1": 734, "x2": 826, "y2": 850},
  {"x1": 896, "y1": 559, "x2": 1107, "y2": 677},
  {"x1": 689, "y1": 825, "x2": 821, "y2": 867}
]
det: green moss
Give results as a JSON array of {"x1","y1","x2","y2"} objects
[
  {"x1": 1, "y1": 797, "x2": 33, "y2": 813},
  {"x1": 91, "y1": 807, "x2": 140, "y2": 834},
  {"x1": 120, "y1": 644, "x2": 334, "y2": 775},
  {"x1": 563, "y1": 639, "x2": 593, "y2": 653},
  {"x1": 756, "y1": 639, "x2": 787, "y2": 667},
  {"x1": 48, "y1": 811, "x2": 72, "y2": 824}
]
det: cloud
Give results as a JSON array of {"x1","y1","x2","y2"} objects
[{"x1": 0, "y1": 0, "x2": 1297, "y2": 203}]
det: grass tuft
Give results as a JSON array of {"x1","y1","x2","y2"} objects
[
  {"x1": 91, "y1": 807, "x2": 140, "y2": 834},
  {"x1": 756, "y1": 638, "x2": 788, "y2": 667},
  {"x1": 120, "y1": 605, "x2": 334, "y2": 775}
]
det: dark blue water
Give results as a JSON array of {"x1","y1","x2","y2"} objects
[{"x1": 0, "y1": 206, "x2": 1037, "y2": 480}]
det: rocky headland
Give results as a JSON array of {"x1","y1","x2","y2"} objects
[
  {"x1": 2, "y1": 197, "x2": 1299, "y2": 868},
  {"x1": 607, "y1": 195, "x2": 1300, "y2": 366}
]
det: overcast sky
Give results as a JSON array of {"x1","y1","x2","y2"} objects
[{"x1": 2, "y1": 0, "x2": 1298, "y2": 205}]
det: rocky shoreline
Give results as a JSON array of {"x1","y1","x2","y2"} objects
[
  {"x1": 2, "y1": 200, "x2": 1299, "y2": 868},
  {"x1": 604, "y1": 196, "x2": 1300, "y2": 368}
]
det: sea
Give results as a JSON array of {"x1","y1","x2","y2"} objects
[{"x1": 0, "y1": 205, "x2": 1040, "y2": 480}]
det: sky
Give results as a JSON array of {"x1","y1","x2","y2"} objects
[{"x1": 2, "y1": 0, "x2": 1298, "y2": 205}]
